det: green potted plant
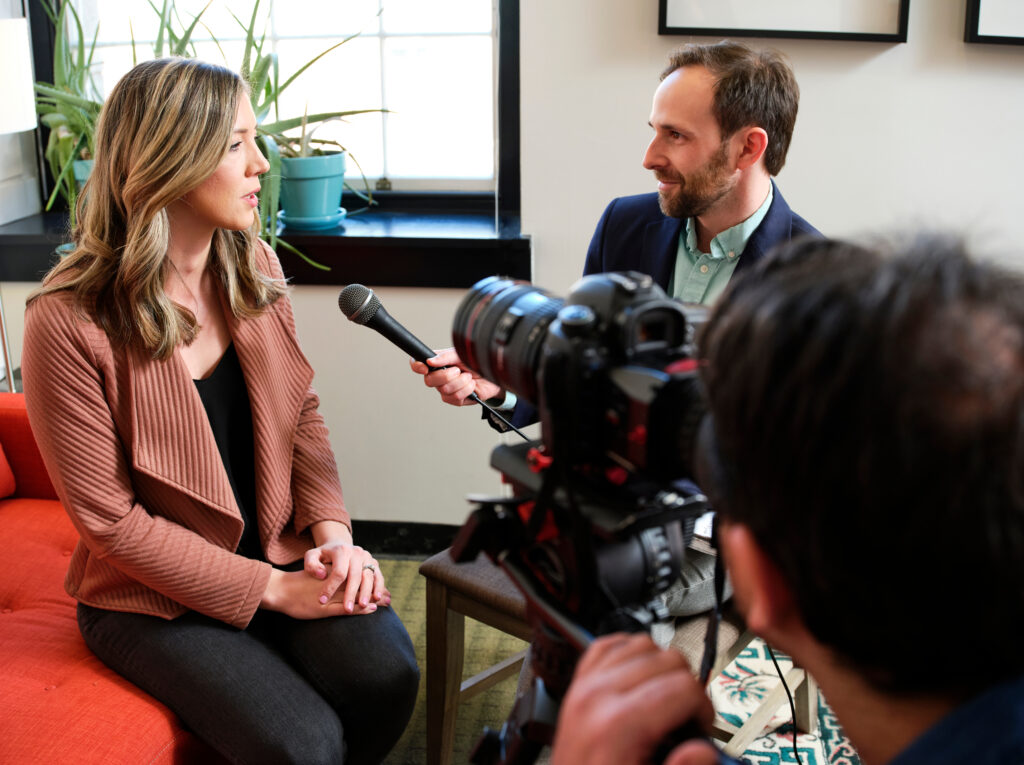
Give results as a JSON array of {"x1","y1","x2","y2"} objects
[
  {"x1": 33, "y1": 0, "x2": 101, "y2": 225},
  {"x1": 276, "y1": 116, "x2": 348, "y2": 230},
  {"x1": 266, "y1": 112, "x2": 375, "y2": 231},
  {"x1": 235, "y1": 0, "x2": 383, "y2": 260}
]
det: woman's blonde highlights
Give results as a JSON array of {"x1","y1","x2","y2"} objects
[{"x1": 32, "y1": 57, "x2": 284, "y2": 359}]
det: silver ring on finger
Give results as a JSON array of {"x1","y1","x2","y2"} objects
[{"x1": 362, "y1": 563, "x2": 376, "y2": 573}]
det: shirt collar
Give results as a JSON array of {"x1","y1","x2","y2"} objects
[{"x1": 684, "y1": 183, "x2": 774, "y2": 261}]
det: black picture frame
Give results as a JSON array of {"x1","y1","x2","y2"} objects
[
  {"x1": 658, "y1": 0, "x2": 910, "y2": 43},
  {"x1": 965, "y1": 0, "x2": 1024, "y2": 46}
]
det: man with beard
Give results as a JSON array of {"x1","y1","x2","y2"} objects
[
  {"x1": 585, "y1": 40, "x2": 820, "y2": 303},
  {"x1": 411, "y1": 41, "x2": 819, "y2": 618},
  {"x1": 415, "y1": 41, "x2": 819, "y2": 415}
]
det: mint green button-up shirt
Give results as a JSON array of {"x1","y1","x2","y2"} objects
[{"x1": 669, "y1": 185, "x2": 773, "y2": 305}]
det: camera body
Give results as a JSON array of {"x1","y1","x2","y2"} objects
[
  {"x1": 453, "y1": 271, "x2": 710, "y2": 637},
  {"x1": 455, "y1": 271, "x2": 708, "y2": 482}
]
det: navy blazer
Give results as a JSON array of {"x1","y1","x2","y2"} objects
[
  {"x1": 583, "y1": 181, "x2": 820, "y2": 290},
  {"x1": 498, "y1": 182, "x2": 820, "y2": 430}
]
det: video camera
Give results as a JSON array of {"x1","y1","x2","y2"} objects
[{"x1": 449, "y1": 271, "x2": 714, "y2": 764}]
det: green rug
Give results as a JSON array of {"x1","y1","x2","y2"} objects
[{"x1": 379, "y1": 557, "x2": 528, "y2": 765}]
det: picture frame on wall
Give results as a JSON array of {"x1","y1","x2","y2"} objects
[
  {"x1": 964, "y1": 0, "x2": 1024, "y2": 45},
  {"x1": 658, "y1": 0, "x2": 910, "y2": 43}
]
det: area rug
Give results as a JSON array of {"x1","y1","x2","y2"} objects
[
  {"x1": 711, "y1": 638, "x2": 862, "y2": 765},
  {"x1": 378, "y1": 557, "x2": 862, "y2": 765}
]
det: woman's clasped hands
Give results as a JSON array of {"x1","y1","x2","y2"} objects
[
  {"x1": 307, "y1": 539, "x2": 392, "y2": 613},
  {"x1": 261, "y1": 540, "x2": 392, "y2": 619}
]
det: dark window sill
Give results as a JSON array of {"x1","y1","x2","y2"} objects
[{"x1": 0, "y1": 209, "x2": 531, "y2": 288}]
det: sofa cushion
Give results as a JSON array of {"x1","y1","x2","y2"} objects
[
  {"x1": 0, "y1": 441, "x2": 14, "y2": 498},
  {"x1": 0, "y1": 497, "x2": 223, "y2": 764}
]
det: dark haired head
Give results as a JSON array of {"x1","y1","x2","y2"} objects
[
  {"x1": 663, "y1": 41, "x2": 799, "y2": 176},
  {"x1": 698, "y1": 234, "x2": 1024, "y2": 696}
]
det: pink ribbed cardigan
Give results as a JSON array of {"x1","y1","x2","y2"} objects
[{"x1": 21, "y1": 246, "x2": 350, "y2": 628}]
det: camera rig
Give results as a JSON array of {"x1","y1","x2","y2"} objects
[{"x1": 448, "y1": 272, "x2": 718, "y2": 764}]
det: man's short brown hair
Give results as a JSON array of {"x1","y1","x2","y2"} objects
[{"x1": 663, "y1": 41, "x2": 799, "y2": 176}]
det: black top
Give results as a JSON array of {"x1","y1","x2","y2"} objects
[{"x1": 193, "y1": 343, "x2": 263, "y2": 561}]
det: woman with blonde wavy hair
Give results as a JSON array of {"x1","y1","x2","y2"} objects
[{"x1": 22, "y1": 57, "x2": 418, "y2": 765}]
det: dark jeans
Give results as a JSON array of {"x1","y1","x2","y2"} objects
[{"x1": 77, "y1": 602, "x2": 419, "y2": 765}]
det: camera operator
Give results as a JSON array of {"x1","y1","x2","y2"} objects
[
  {"x1": 549, "y1": 235, "x2": 1024, "y2": 765},
  {"x1": 412, "y1": 40, "x2": 821, "y2": 619}
]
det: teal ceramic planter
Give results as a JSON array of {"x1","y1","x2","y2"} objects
[
  {"x1": 72, "y1": 158, "x2": 93, "y2": 190},
  {"x1": 279, "y1": 152, "x2": 347, "y2": 230}
]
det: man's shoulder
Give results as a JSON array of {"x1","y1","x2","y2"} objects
[
  {"x1": 587, "y1": 192, "x2": 680, "y2": 282},
  {"x1": 790, "y1": 209, "x2": 822, "y2": 239},
  {"x1": 595, "y1": 192, "x2": 673, "y2": 240},
  {"x1": 890, "y1": 675, "x2": 1024, "y2": 765},
  {"x1": 769, "y1": 183, "x2": 822, "y2": 239}
]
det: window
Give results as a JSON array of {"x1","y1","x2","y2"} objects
[
  {"x1": 64, "y1": 0, "x2": 498, "y2": 192},
  {"x1": 19, "y1": 0, "x2": 525, "y2": 288}
]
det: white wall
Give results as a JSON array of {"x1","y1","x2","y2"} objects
[
  {"x1": 290, "y1": 286, "x2": 521, "y2": 526},
  {"x1": 4, "y1": 0, "x2": 1024, "y2": 525},
  {"x1": 521, "y1": 0, "x2": 1024, "y2": 293}
]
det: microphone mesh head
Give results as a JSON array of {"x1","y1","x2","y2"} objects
[{"x1": 338, "y1": 284, "x2": 381, "y2": 325}]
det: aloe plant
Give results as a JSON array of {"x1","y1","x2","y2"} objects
[
  {"x1": 235, "y1": 0, "x2": 385, "y2": 269},
  {"x1": 147, "y1": 0, "x2": 214, "y2": 60},
  {"x1": 33, "y1": 0, "x2": 101, "y2": 223},
  {"x1": 267, "y1": 111, "x2": 378, "y2": 215}
]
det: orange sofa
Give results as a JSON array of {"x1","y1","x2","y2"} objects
[{"x1": 0, "y1": 393, "x2": 223, "y2": 764}]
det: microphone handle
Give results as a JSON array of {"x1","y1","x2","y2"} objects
[
  {"x1": 369, "y1": 306, "x2": 531, "y2": 441},
  {"x1": 371, "y1": 308, "x2": 438, "y2": 363}
]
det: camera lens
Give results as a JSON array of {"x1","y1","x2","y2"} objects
[{"x1": 452, "y1": 277, "x2": 564, "y2": 404}]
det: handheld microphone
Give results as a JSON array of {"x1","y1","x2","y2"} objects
[
  {"x1": 338, "y1": 283, "x2": 436, "y2": 363},
  {"x1": 338, "y1": 284, "x2": 529, "y2": 440}
]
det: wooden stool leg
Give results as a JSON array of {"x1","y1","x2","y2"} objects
[
  {"x1": 708, "y1": 633, "x2": 820, "y2": 753},
  {"x1": 720, "y1": 666, "x2": 804, "y2": 758},
  {"x1": 793, "y1": 670, "x2": 819, "y2": 734},
  {"x1": 425, "y1": 579, "x2": 466, "y2": 765}
]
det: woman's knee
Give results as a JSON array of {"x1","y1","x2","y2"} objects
[
  {"x1": 366, "y1": 613, "x2": 420, "y2": 706},
  {"x1": 242, "y1": 706, "x2": 344, "y2": 765},
  {"x1": 376, "y1": 642, "x2": 420, "y2": 709},
  {"x1": 266, "y1": 727, "x2": 345, "y2": 765}
]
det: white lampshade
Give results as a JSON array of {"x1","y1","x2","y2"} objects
[{"x1": 0, "y1": 17, "x2": 38, "y2": 135}]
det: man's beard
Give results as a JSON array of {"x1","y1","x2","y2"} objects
[{"x1": 656, "y1": 140, "x2": 734, "y2": 220}]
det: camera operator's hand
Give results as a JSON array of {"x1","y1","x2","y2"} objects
[
  {"x1": 409, "y1": 347, "x2": 505, "y2": 407},
  {"x1": 551, "y1": 633, "x2": 721, "y2": 765}
]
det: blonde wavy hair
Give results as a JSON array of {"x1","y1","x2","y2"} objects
[{"x1": 31, "y1": 57, "x2": 285, "y2": 359}]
